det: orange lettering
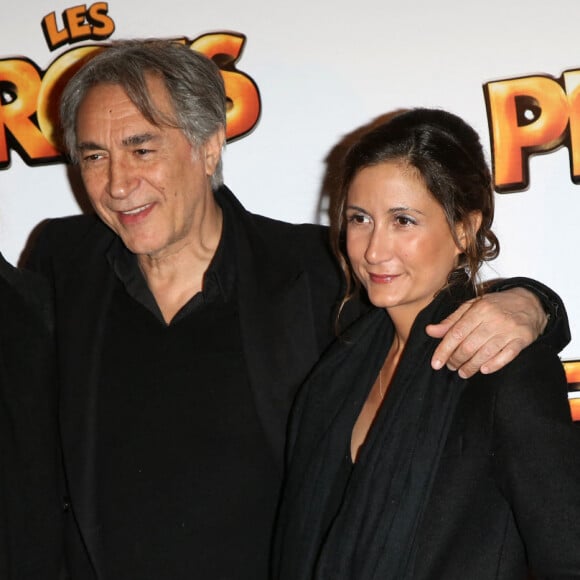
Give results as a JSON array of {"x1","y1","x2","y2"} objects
[
  {"x1": 563, "y1": 71, "x2": 580, "y2": 181},
  {"x1": 484, "y1": 76, "x2": 569, "y2": 191},
  {"x1": 0, "y1": 32, "x2": 260, "y2": 168},
  {"x1": 0, "y1": 59, "x2": 59, "y2": 167},
  {"x1": 87, "y1": 2, "x2": 115, "y2": 38},
  {"x1": 41, "y1": 12, "x2": 70, "y2": 50},
  {"x1": 191, "y1": 33, "x2": 260, "y2": 140},
  {"x1": 65, "y1": 5, "x2": 92, "y2": 41}
]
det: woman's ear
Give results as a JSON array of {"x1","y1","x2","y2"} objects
[{"x1": 455, "y1": 211, "x2": 482, "y2": 252}]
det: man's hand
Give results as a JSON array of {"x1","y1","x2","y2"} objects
[{"x1": 427, "y1": 287, "x2": 548, "y2": 379}]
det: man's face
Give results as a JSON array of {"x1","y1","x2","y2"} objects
[{"x1": 74, "y1": 75, "x2": 223, "y2": 260}]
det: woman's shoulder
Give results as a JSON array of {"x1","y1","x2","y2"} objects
[
  {"x1": 468, "y1": 341, "x2": 572, "y2": 435},
  {"x1": 471, "y1": 341, "x2": 566, "y2": 394}
]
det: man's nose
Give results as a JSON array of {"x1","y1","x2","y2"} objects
[{"x1": 107, "y1": 156, "x2": 137, "y2": 199}]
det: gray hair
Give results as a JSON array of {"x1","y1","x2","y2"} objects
[{"x1": 60, "y1": 39, "x2": 227, "y2": 189}]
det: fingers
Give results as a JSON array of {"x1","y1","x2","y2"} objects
[
  {"x1": 454, "y1": 335, "x2": 528, "y2": 379},
  {"x1": 429, "y1": 290, "x2": 537, "y2": 377},
  {"x1": 430, "y1": 321, "x2": 507, "y2": 378},
  {"x1": 426, "y1": 302, "x2": 474, "y2": 340},
  {"x1": 478, "y1": 339, "x2": 528, "y2": 375},
  {"x1": 428, "y1": 299, "x2": 478, "y2": 370}
]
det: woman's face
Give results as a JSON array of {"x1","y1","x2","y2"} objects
[{"x1": 345, "y1": 161, "x2": 463, "y2": 319}]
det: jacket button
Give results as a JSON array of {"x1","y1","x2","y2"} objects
[{"x1": 62, "y1": 497, "x2": 71, "y2": 512}]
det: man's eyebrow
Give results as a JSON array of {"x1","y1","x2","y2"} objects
[
  {"x1": 77, "y1": 141, "x2": 103, "y2": 152},
  {"x1": 122, "y1": 132, "x2": 159, "y2": 147},
  {"x1": 77, "y1": 133, "x2": 159, "y2": 152}
]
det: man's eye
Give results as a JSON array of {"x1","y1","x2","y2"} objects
[{"x1": 83, "y1": 153, "x2": 103, "y2": 162}]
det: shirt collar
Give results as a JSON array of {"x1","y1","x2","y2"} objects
[{"x1": 105, "y1": 191, "x2": 237, "y2": 321}]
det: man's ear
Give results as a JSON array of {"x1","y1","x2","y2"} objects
[{"x1": 203, "y1": 127, "x2": 226, "y2": 176}]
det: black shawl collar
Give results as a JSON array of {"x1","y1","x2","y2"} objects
[{"x1": 276, "y1": 284, "x2": 473, "y2": 580}]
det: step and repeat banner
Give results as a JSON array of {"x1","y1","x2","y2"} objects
[{"x1": 1, "y1": 0, "x2": 579, "y2": 416}]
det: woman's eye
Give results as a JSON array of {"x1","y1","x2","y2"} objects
[
  {"x1": 347, "y1": 214, "x2": 370, "y2": 225},
  {"x1": 395, "y1": 215, "x2": 415, "y2": 226}
]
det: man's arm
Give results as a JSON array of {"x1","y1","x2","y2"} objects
[{"x1": 427, "y1": 278, "x2": 570, "y2": 379}]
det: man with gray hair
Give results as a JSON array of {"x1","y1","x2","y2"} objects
[{"x1": 26, "y1": 39, "x2": 567, "y2": 579}]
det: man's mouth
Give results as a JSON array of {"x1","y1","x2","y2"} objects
[{"x1": 121, "y1": 203, "x2": 153, "y2": 215}]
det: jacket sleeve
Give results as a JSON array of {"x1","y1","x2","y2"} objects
[
  {"x1": 23, "y1": 214, "x2": 106, "y2": 286},
  {"x1": 487, "y1": 276, "x2": 570, "y2": 353},
  {"x1": 22, "y1": 219, "x2": 61, "y2": 282},
  {"x1": 489, "y1": 342, "x2": 580, "y2": 578},
  {"x1": 0, "y1": 256, "x2": 64, "y2": 579}
]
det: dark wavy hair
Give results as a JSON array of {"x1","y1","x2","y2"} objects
[{"x1": 330, "y1": 108, "x2": 499, "y2": 308}]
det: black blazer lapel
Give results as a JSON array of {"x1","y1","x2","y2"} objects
[{"x1": 229, "y1": 202, "x2": 320, "y2": 471}]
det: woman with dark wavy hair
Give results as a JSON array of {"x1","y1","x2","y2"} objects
[{"x1": 274, "y1": 108, "x2": 580, "y2": 579}]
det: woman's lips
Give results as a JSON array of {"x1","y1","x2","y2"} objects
[{"x1": 369, "y1": 272, "x2": 400, "y2": 284}]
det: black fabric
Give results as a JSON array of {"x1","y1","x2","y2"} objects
[
  {"x1": 23, "y1": 186, "x2": 352, "y2": 579},
  {"x1": 275, "y1": 284, "x2": 580, "y2": 579},
  {"x1": 0, "y1": 254, "x2": 63, "y2": 579},
  {"x1": 96, "y1": 279, "x2": 278, "y2": 579},
  {"x1": 95, "y1": 195, "x2": 278, "y2": 578},
  {"x1": 23, "y1": 185, "x2": 573, "y2": 579},
  {"x1": 412, "y1": 341, "x2": 580, "y2": 579},
  {"x1": 275, "y1": 285, "x2": 469, "y2": 580}
]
